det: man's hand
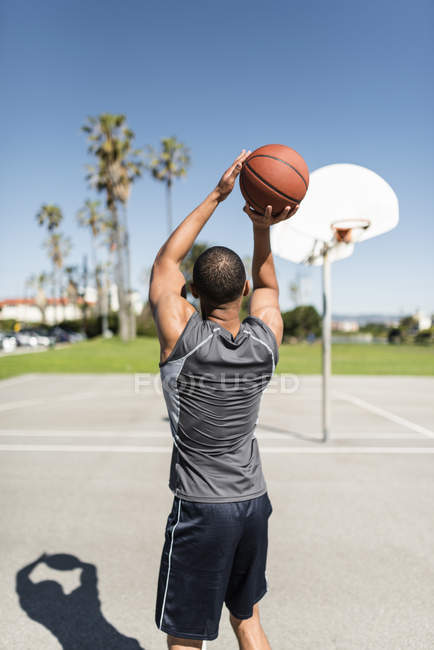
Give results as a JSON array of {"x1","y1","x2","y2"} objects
[
  {"x1": 215, "y1": 150, "x2": 251, "y2": 202},
  {"x1": 243, "y1": 203, "x2": 299, "y2": 229}
]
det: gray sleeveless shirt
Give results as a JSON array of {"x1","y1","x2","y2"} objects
[{"x1": 160, "y1": 311, "x2": 278, "y2": 503}]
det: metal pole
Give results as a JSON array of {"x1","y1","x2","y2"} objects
[{"x1": 322, "y1": 248, "x2": 331, "y2": 442}]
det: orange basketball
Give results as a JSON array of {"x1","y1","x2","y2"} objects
[{"x1": 240, "y1": 144, "x2": 309, "y2": 216}]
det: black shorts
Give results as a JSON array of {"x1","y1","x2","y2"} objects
[{"x1": 155, "y1": 492, "x2": 273, "y2": 641}]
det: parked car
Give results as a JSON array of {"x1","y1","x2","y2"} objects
[
  {"x1": 15, "y1": 329, "x2": 39, "y2": 347},
  {"x1": 67, "y1": 330, "x2": 86, "y2": 343},
  {"x1": 50, "y1": 326, "x2": 86, "y2": 344},
  {"x1": 0, "y1": 332, "x2": 17, "y2": 352},
  {"x1": 50, "y1": 326, "x2": 70, "y2": 343},
  {"x1": 32, "y1": 327, "x2": 56, "y2": 347},
  {"x1": 15, "y1": 328, "x2": 55, "y2": 348}
]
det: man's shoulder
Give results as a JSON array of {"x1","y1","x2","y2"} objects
[
  {"x1": 242, "y1": 315, "x2": 279, "y2": 363},
  {"x1": 159, "y1": 309, "x2": 212, "y2": 367}
]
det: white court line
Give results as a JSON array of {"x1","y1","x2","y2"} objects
[
  {"x1": 0, "y1": 399, "x2": 44, "y2": 413},
  {"x1": 1, "y1": 444, "x2": 434, "y2": 454},
  {"x1": 257, "y1": 429, "x2": 422, "y2": 440},
  {"x1": 0, "y1": 444, "x2": 172, "y2": 452},
  {"x1": 334, "y1": 391, "x2": 434, "y2": 439},
  {"x1": 0, "y1": 429, "x2": 303, "y2": 439},
  {"x1": 0, "y1": 429, "x2": 171, "y2": 440},
  {"x1": 0, "y1": 430, "x2": 171, "y2": 438},
  {"x1": 0, "y1": 430, "x2": 425, "y2": 441},
  {"x1": 261, "y1": 446, "x2": 434, "y2": 454}
]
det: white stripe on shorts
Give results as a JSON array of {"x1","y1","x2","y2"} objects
[{"x1": 159, "y1": 498, "x2": 182, "y2": 630}]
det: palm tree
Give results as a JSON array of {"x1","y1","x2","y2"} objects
[
  {"x1": 176, "y1": 240, "x2": 207, "y2": 307},
  {"x1": 77, "y1": 200, "x2": 106, "y2": 314},
  {"x1": 98, "y1": 214, "x2": 119, "y2": 336},
  {"x1": 147, "y1": 137, "x2": 191, "y2": 235},
  {"x1": 36, "y1": 204, "x2": 63, "y2": 231},
  {"x1": 36, "y1": 204, "x2": 65, "y2": 322},
  {"x1": 64, "y1": 265, "x2": 81, "y2": 319},
  {"x1": 25, "y1": 272, "x2": 49, "y2": 322},
  {"x1": 82, "y1": 113, "x2": 144, "y2": 341},
  {"x1": 180, "y1": 241, "x2": 208, "y2": 291},
  {"x1": 43, "y1": 233, "x2": 71, "y2": 322}
]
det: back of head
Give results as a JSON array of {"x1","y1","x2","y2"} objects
[{"x1": 193, "y1": 246, "x2": 246, "y2": 305}]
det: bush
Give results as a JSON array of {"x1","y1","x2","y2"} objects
[
  {"x1": 82, "y1": 317, "x2": 102, "y2": 338},
  {"x1": 0, "y1": 319, "x2": 17, "y2": 332},
  {"x1": 415, "y1": 329, "x2": 433, "y2": 345},
  {"x1": 399, "y1": 316, "x2": 418, "y2": 335},
  {"x1": 282, "y1": 305, "x2": 321, "y2": 341},
  {"x1": 58, "y1": 314, "x2": 119, "y2": 338},
  {"x1": 360, "y1": 322, "x2": 388, "y2": 337},
  {"x1": 388, "y1": 327, "x2": 402, "y2": 344},
  {"x1": 56, "y1": 320, "x2": 84, "y2": 333},
  {"x1": 136, "y1": 303, "x2": 157, "y2": 337},
  {"x1": 136, "y1": 321, "x2": 157, "y2": 337}
]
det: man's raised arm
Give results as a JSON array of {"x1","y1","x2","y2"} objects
[
  {"x1": 245, "y1": 203, "x2": 298, "y2": 346},
  {"x1": 149, "y1": 150, "x2": 250, "y2": 362}
]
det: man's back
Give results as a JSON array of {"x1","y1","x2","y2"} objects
[{"x1": 160, "y1": 311, "x2": 278, "y2": 503}]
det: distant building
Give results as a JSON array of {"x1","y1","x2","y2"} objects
[
  {"x1": 109, "y1": 284, "x2": 144, "y2": 315},
  {"x1": 0, "y1": 283, "x2": 144, "y2": 324},
  {"x1": 0, "y1": 298, "x2": 87, "y2": 325},
  {"x1": 332, "y1": 320, "x2": 359, "y2": 333},
  {"x1": 414, "y1": 309, "x2": 432, "y2": 331}
]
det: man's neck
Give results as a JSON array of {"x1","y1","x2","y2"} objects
[{"x1": 201, "y1": 302, "x2": 242, "y2": 339}]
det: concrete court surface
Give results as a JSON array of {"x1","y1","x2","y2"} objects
[{"x1": 0, "y1": 373, "x2": 433, "y2": 650}]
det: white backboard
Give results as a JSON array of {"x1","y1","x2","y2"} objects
[{"x1": 271, "y1": 163, "x2": 399, "y2": 265}]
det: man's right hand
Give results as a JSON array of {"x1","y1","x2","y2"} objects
[{"x1": 243, "y1": 203, "x2": 299, "y2": 229}]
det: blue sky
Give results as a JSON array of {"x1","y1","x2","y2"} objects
[{"x1": 1, "y1": 0, "x2": 433, "y2": 315}]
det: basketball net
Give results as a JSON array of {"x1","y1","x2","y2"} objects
[{"x1": 331, "y1": 218, "x2": 371, "y2": 244}]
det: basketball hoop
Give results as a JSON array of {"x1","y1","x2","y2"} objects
[
  {"x1": 270, "y1": 164, "x2": 399, "y2": 442},
  {"x1": 331, "y1": 218, "x2": 371, "y2": 244}
]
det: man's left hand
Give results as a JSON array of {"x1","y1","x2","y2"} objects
[
  {"x1": 215, "y1": 149, "x2": 251, "y2": 202},
  {"x1": 244, "y1": 203, "x2": 299, "y2": 228}
]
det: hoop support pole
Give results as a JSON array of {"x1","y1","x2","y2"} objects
[{"x1": 322, "y1": 247, "x2": 331, "y2": 442}]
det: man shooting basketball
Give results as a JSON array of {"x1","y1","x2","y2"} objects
[{"x1": 149, "y1": 151, "x2": 297, "y2": 649}]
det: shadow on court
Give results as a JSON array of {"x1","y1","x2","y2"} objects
[
  {"x1": 258, "y1": 422, "x2": 322, "y2": 443},
  {"x1": 16, "y1": 553, "x2": 146, "y2": 650}
]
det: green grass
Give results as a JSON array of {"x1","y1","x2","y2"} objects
[
  {"x1": 277, "y1": 342, "x2": 434, "y2": 375},
  {"x1": 0, "y1": 337, "x2": 160, "y2": 379},
  {"x1": 0, "y1": 338, "x2": 433, "y2": 380}
]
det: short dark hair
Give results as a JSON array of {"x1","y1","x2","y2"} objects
[{"x1": 193, "y1": 246, "x2": 246, "y2": 304}]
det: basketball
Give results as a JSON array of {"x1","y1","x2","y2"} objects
[
  {"x1": 45, "y1": 554, "x2": 81, "y2": 570},
  {"x1": 239, "y1": 144, "x2": 309, "y2": 216}
]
